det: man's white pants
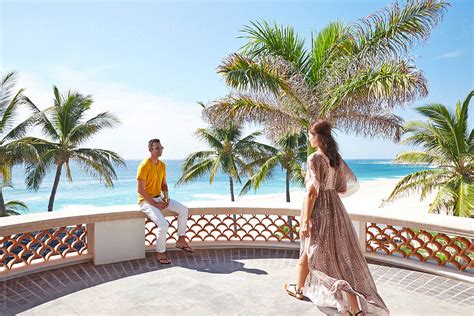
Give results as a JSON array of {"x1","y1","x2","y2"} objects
[{"x1": 140, "y1": 197, "x2": 188, "y2": 253}]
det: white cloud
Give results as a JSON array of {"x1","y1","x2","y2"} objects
[
  {"x1": 10, "y1": 66, "x2": 208, "y2": 160},
  {"x1": 433, "y1": 51, "x2": 462, "y2": 60}
]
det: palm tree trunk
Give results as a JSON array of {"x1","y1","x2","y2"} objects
[
  {"x1": 229, "y1": 176, "x2": 238, "y2": 235},
  {"x1": 0, "y1": 188, "x2": 6, "y2": 217},
  {"x1": 285, "y1": 169, "x2": 294, "y2": 241},
  {"x1": 229, "y1": 176, "x2": 235, "y2": 202},
  {"x1": 48, "y1": 163, "x2": 63, "y2": 212}
]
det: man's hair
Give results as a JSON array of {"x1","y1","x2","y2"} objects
[{"x1": 148, "y1": 138, "x2": 161, "y2": 148}]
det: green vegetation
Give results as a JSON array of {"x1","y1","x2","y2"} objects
[
  {"x1": 240, "y1": 132, "x2": 307, "y2": 202},
  {"x1": 177, "y1": 122, "x2": 272, "y2": 201},
  {"x1": 0, "y1": 72, "x2": 37, "y2": 216},
  {"x1": 22, "y1": 86, "x2": 125, "y2": 212},
  {"x1": 203, "y1": 1, "x2": 449, "y2": 150},
  {"x1": 385, "y1": 91, "x2": 474, "y2": 217}
]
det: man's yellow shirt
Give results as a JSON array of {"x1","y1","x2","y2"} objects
[{"x1": 136, "y1": 158, "x2": 166, "y2": 204}]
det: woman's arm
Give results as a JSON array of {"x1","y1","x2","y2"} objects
[{"x1": 301, "y1": 184, "x2": 318, "y2": 238}]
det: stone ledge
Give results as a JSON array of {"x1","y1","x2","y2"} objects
[{"x1": 1, "y1": 205, "x2": 472, "y2": 237}]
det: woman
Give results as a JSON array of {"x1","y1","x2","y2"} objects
[{"x1": 284, "y1": 120, "x2": 389, "y2": 316}]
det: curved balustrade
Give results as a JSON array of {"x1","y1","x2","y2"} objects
[
  {"x1": 1, "y1": 205, "x2": 472, "y2": 282},
  {"x1": 366, "y1": 223, "x2": 472, "y2": 271},
  {"x1": 147, "y1": 207, "x2": 300, "y2": 248}
]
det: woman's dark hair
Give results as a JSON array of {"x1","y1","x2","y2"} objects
[{"x1": 309, "y1": 120, "x2": 341, "y2": 168}]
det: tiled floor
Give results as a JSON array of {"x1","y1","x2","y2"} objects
[{"x1": 1, "y1": 248, "x2": 472, "y2": 315}]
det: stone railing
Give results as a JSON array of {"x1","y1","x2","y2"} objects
[
  {"x1": 146, "y1": 207, "x2": 300, "y2": 250},
  {"x1": 1, "y1": 205, "x2": 472, "y2": 282}
]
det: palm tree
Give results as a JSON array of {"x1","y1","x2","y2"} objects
[
  {"x1": 203, "y1": 1, "x2": 448, "y2": 146},
  {"x1": 384, "y1": 91, "x2": 474, "y2": 217},
  {"x1": 0, "y1": 182, "x2": 28, "y2": 217},
  {"x1": 0, "y1": 71, "x2": 37, "y2": 216},
  {"x1": 177, "y1": 123, "x2": 272, "y2": 202},
  {"x1": 240, "y1": 132, "x2": 307, "y2": 202},
  {"x1": 23, "y1": 86, "x2": 125, "y2": 212}
]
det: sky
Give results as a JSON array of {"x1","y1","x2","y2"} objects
[{"x1": 1, "y1": 0, "x2": 473, "y2": 160}]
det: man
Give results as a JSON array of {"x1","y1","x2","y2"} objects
[{"x1": 137, "y1": 138, "x2": 193, "y2": 264}]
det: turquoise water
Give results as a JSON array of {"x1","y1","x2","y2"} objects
[{"x1": 4, "y1": 160, "x2": 428, "y2": 214}]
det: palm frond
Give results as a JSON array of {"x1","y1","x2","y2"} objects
[
  {"x1": 239, "y1": 155, "x2": 280, "y2": 196},
  {"x1": 240, "y1": 20, "x2": 310, "y2": 73},
  {"x1": 351, "y1": 0, "x2": 448, "y2": 58},
  {"x1": 5, "y1": 200, "x2": 28, "y2": 214},
  {"x1": 74, "y1": 150, "x2": 124, "y2": 180},
  {"x1": 384, "y1": 168, "x2": 446, "y2": 203},
  {"x1": 455, "y1": 179, "x2": 474, "y2": 217},
  {"x1": 195, "y1": 128, "x2": 225, "y2": 150},
  {"x1": 322, "y1": 59, "x2": 428, "y2": 117},
  {"x1": 428, "y1": 182, "x2": 456, "y2": 214},
  {"x1": 22, "y1": 97, "x2": 60, "y2": 140},
  {"x1": 177, "y1": 158, "x2": 215, "y2": 185},
  {"x1": 310, "y1": 22, "x2": 352, "y2": 84},
  {"x1": 181, "y1": 151, "x2": 215, "y2": 172},
  {"x1": 218, "y1": 53, "x2": 290, "y2": 95},
  {"x1": 332, "y1": 110, "x2": 404, "y2": 141},
  {"x1": 0, "y1": 72, "x2": 18, "y2": 109},
  {"x1": 393, "y1": 151, "x2": 438, "y2": 165},
  {"x1": 2, "y1": 139, "x2": 41, "y2": 166},
  {"x1": 72, "y1": 150, "x2": 121, "y2": 188},
  {"x1": 203, "y1": 94, "x2": 302, "y2": 140},
  {"x1": 456, "y1": 90, "x2": 473, "y2": 143},
  {"x1": 67, "y1": 112, "x2": 120, "y2": 145},
  {"x1": 289, "y1": 162, "x2": 306, "y2": 187},
  {"x1": 0, "y1": 88, "x2": 25, "y2": 136},
  {"x1": 416, "y1": 103, "x2": 460, "y2": 153},
  {"x1": 25, "y1": 152, "x2": 54, "y2": 191}
]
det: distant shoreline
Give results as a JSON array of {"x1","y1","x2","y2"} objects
[{"x1": 52, "y1": 178, "x2": 433, "y2": 216}]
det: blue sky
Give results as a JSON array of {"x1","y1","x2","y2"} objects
[{"x1": 1, "y1": 0, "x2": 473, "y2": 159}]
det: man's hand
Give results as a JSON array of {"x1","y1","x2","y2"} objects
[{"x1": 154, "y1": 200, "x2": 169, "y2": 210}]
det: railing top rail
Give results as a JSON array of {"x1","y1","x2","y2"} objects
[
  {"x1": 348, "y1": 210, "x2": 473, "y2": 237},
  {"x1": 0, "y1": 204, "x2": 472, "y2": 237}
]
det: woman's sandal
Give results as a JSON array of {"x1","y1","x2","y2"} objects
[{"x1": 284, "y1": 283, "x2": 304, "y2": 300}]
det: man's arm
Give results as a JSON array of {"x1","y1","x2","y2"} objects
[
  {"x1": 137, "y1": 179, "x2": 167, "y2": 209},
  {"x1": 161, "y1": 176, "x2": 169, "y2": 206}
]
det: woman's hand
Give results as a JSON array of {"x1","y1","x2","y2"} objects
[{"x1": 300, "y1": 221, "x2": 311, "y2": 238}]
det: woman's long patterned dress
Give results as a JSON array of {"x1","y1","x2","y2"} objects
[{"x1": 300, "y1": 151, "x2": 390, "y2": 315}]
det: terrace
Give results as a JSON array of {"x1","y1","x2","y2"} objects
[{"x1": 1, "y1": 205, "x2": 473, "y2": 315}]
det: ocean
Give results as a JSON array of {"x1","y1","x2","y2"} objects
[{"x1": 4, "y1": 159, "x2": 428, "y2": 214}]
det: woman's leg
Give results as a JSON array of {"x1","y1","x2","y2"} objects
[
  {"x1": 295, "y1": 252, "x2": 309, "y2": 297},
  {"x1": 347, "y1": 292, "x2": 361, "y2": 314}
]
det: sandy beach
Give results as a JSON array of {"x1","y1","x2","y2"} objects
[
  {"x1": 187, "y1": 178, "x2": 435, "y2": 216},
  {"x1": 54, "y1": 178, "x2": 435, "y2": 216}
]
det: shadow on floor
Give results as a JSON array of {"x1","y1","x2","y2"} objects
[{"x1": 1, "y1": 248, "x2": 297, "y2": 315}]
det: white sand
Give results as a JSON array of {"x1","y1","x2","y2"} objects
[{"x1": 187, "y1": 178, "x2": 435, "y2": 215}]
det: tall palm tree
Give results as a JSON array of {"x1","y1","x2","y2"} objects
[
  {"x1": 177, "y1": 123, "x2": 272, "y2": 201},
  {"x1": 23, "y1": 86, "x2": 125, "y2": 212},
  {"x1": 0, "y1": 71, "x2": 37, "y2": 216},
  {"x1": 384, "y1": 91, "x2": 474, "y2": 217},
  {"x1": 203, "y1": 1, "x2": 448, "y2": 146},
  {"x1": 240, "y1": 132, "x2": 307, "y2": 202}
]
